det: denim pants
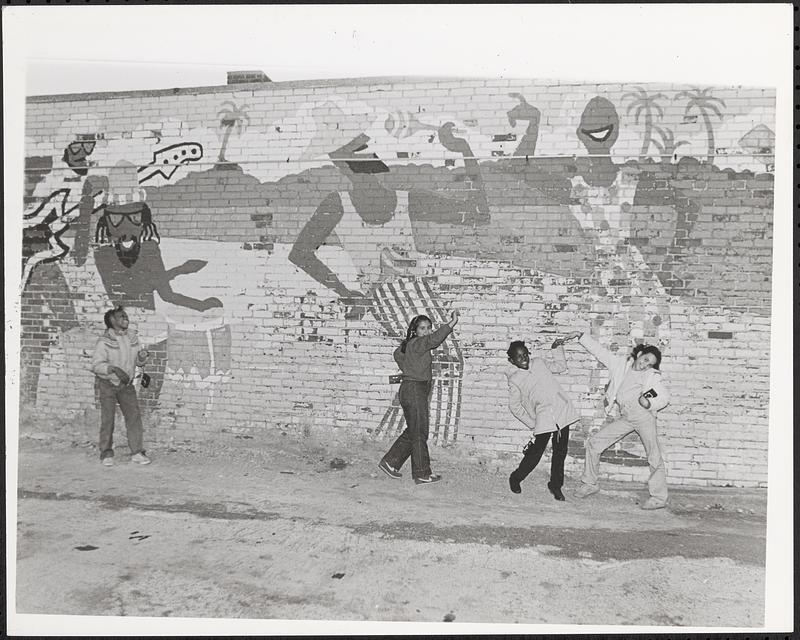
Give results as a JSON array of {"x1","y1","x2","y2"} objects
[
  {"x1": 97, "y1": 378, "x2": 144, "y2": 458},
  {"x1": 382, "y1": 380, "x2": 432, "y2": 479},
  {"x1": 513, "y1": 425, "x2": 570, "y2": 489},
  {"x1": 581, "y1": 408, "x2": 668, "y2": 502}
]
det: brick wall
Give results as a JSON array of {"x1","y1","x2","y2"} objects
[{"x1": 20, "y1": 77, "x2": 775, "y2": 487}]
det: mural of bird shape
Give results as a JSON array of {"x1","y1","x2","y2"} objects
[{"x1": 384, "y1": 111, "x2": 439, "y2": 139}]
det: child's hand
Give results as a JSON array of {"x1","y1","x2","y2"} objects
[
  {"x1": 449, "y1": 309, "x2": 460, "y2": 326},
  {"x1": 112, "y1": 367, "x2": 130, "y2": 386},
  {"x1": 638, "y1": 394, "x2": 651, "y2": 409}
]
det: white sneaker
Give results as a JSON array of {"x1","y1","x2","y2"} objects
[
  {"x1": 574, "y1": 483, "x2": 600, "y2": 498},
  {"x1": 641, "y1": 497, "x2": 668, "y2": 510},
  {"x1": 131, "y1": 453, "x2": 151, "y2": 465},
  {"x1": 101, "y1": 457, "x2": 114, "y2": 467}
]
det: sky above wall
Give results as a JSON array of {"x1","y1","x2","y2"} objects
[{"x1": 3, "y1": 4, "x2": 793, "y2": 96}]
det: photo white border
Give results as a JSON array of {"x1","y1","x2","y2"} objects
[{"x1": 4, "y1": 3, "x2": 794, "y2": 635}]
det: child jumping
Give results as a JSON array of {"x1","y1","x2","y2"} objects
[
  {"x1": 506, "y1": 339, "x2": 580, "y2": 501},
  {"x1": 561, "y1": 330, "x2": 671, "y2": 509},
  {"x1": 379, "y1": 310, "x2": 459, "y2": 485}
]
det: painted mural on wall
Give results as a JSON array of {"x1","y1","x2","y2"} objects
[
  {"x1": 20, "y1": 123, "x2": 207, "y2": 406},
  {"x1": 21, "y1": 81, "x2": 775, "y2": 471}
]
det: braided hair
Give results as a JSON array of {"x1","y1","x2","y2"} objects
[{"x1": 400, "y1": 315, "x2": 433, "y2": 353}]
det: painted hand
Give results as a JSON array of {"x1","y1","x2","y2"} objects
[
  {"x1": 507, "y1": 93, "x2": 541, "y2": 128},
  {"x1": 437, "y1": 122, "x2": 472, "y2": 156}
]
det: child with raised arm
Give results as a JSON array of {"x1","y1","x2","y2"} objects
[
  {"x1": 506, "y1": 339, "x2": 580, "y2": 501},
  {"x1": 561, "y1": 330, "x2": 671, "y2": 509},
  {"x1": 378, "y1": 310, "x2": 459, "y2": 485}
]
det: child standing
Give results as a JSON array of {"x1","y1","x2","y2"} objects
[
  {"x1": 506, "y1": 339, "x2": 580, "y2": 500},
  {"x1": 562, "y1": 330, "x2": 671, "y2": 509},
  {"x1": 379, "y1": 310, "x2": 459, "y2": 485},
  {"x1": 90, "y1": 306, "x2": 151, "y2": 466}
]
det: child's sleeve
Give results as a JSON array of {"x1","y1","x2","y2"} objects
[
  {"x1": 648, "y1": 372, "x2": 671, "y2": 412},
  {"x1": 90, "y1": 339, "x2": 111, "y2": 376},
  {"x1": 542, "y1": 344, "x2": 568, "y2": 374},
  {"x1": 133, "y1": 332, "x2": 148, "y2": 365},
  {"x1": 578, "y1": 333, "x2": 619, "y2": 370},
  {"x1": 411, "y1": 323, "x2": 453, "y2": 352},
  {"x1": 508, "y1": 379, "x2": 537, "y2": 431}
]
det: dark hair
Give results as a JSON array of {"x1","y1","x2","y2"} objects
[
  {"x1": 507, "y1": 340, "x2": 527, "y2": 359},
  {"x1": 400, "y1": 315, "x2": 433, "y2": 353},
  {"x1": 631, "y1": 343, "x2": 662, "y2": 370},
  {"x1": 103, "y1": 305, "x2": 124, "y2": 328}
]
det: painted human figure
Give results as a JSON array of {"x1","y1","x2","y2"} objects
[
  {"x1": 92, "y1": 161, "x2": 222, "y2": 313},
  {"x1": 289, "y1": 126, "x2": 488, "y2": 444},
  {"x1": 91, "y1": 161, "x2": 223, "y2": 408},
  {"x1": 568, "y1": 98, "x2": 670, "y2": 340},
  {"x1": 509, "y1": 95, "x2": 672, "y2": 342}
]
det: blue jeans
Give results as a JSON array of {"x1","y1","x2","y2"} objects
[
  {"x1": 382, "y1": 380, "x2": 432, "y2": 479},
  {"x1": 96, "y1": 378, "x2": 144, "y2": 458}
]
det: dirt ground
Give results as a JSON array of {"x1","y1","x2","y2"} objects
[{"x1": 12, "y1": 419, "x2": 767, "y2": 628}]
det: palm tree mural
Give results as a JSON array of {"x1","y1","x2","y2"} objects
[
  {"x1": 674, "y1": 87, "x2": 726, "y2": 163},
  {"x1": 622, "y1": 86, "x2": 667, "y2": 161},
  {"x1": 651, "y1": 125, "x2": 690, "y2": 164},
  {"x1": 216, "y1": 101, "x2": 251, "y2": 166}
]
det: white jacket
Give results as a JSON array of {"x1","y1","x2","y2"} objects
[
  {"x1": 505, "y1": 349, "x2": 580, "y2": 436},
  {"x1": 90, "y1": 328, "x2": 146, "y2": 386},
  {"x1": 577, "y1": 333, "x2": 670, "y2": 415}
]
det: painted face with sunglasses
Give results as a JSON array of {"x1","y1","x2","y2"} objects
[
  {"x1": 62, "y1": 139, "x2": 96, "y2": 176},
  {"x1": 95, "y1": 202, "x2": 160, "y2": 268}
]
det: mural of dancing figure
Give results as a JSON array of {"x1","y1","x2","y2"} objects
[{"x1": 289, "y1": 126, "x2": 488, "y2": 445}]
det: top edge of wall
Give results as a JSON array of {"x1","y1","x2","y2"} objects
[{"x1": 26, "y1": 75, "x2": 775, "y2": 104}]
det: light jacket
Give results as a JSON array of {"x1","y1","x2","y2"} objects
[
  {"x1": 577, "y1": 333, "x2": 670, "y2": 415},
  {"x1": 505, "y1": 350, "x2": 580, "y2": 436},
  {"x1": 90, "y1": 328, "x2": 146, "y2": 386}
]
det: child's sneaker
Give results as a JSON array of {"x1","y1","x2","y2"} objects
[
  {"x1": 101, "y1": 457, "x2": 114, "y2": 467},
  {"x1": 574, "y1": 483, "x2": 599, "y2": 498},
  {"x1": 414, "y1": 474, "x2": 442, "y2": 485},
  {"x1": 640, "y1": 497, "x2": 668, "y2": 510},
  {"x1": 131, "y1": 452, "x2": 151, "y2": 465},
  {"x1": 378, "y1": 459, "x2": 402, "y2": 479}
]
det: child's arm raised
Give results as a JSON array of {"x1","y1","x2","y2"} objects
[
  {"x1": 563, "y1": 330, "x2": 618, "y2": 370},
  {"x1": 411, "y1": 310, "x2": 459, "y2": 352}
]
